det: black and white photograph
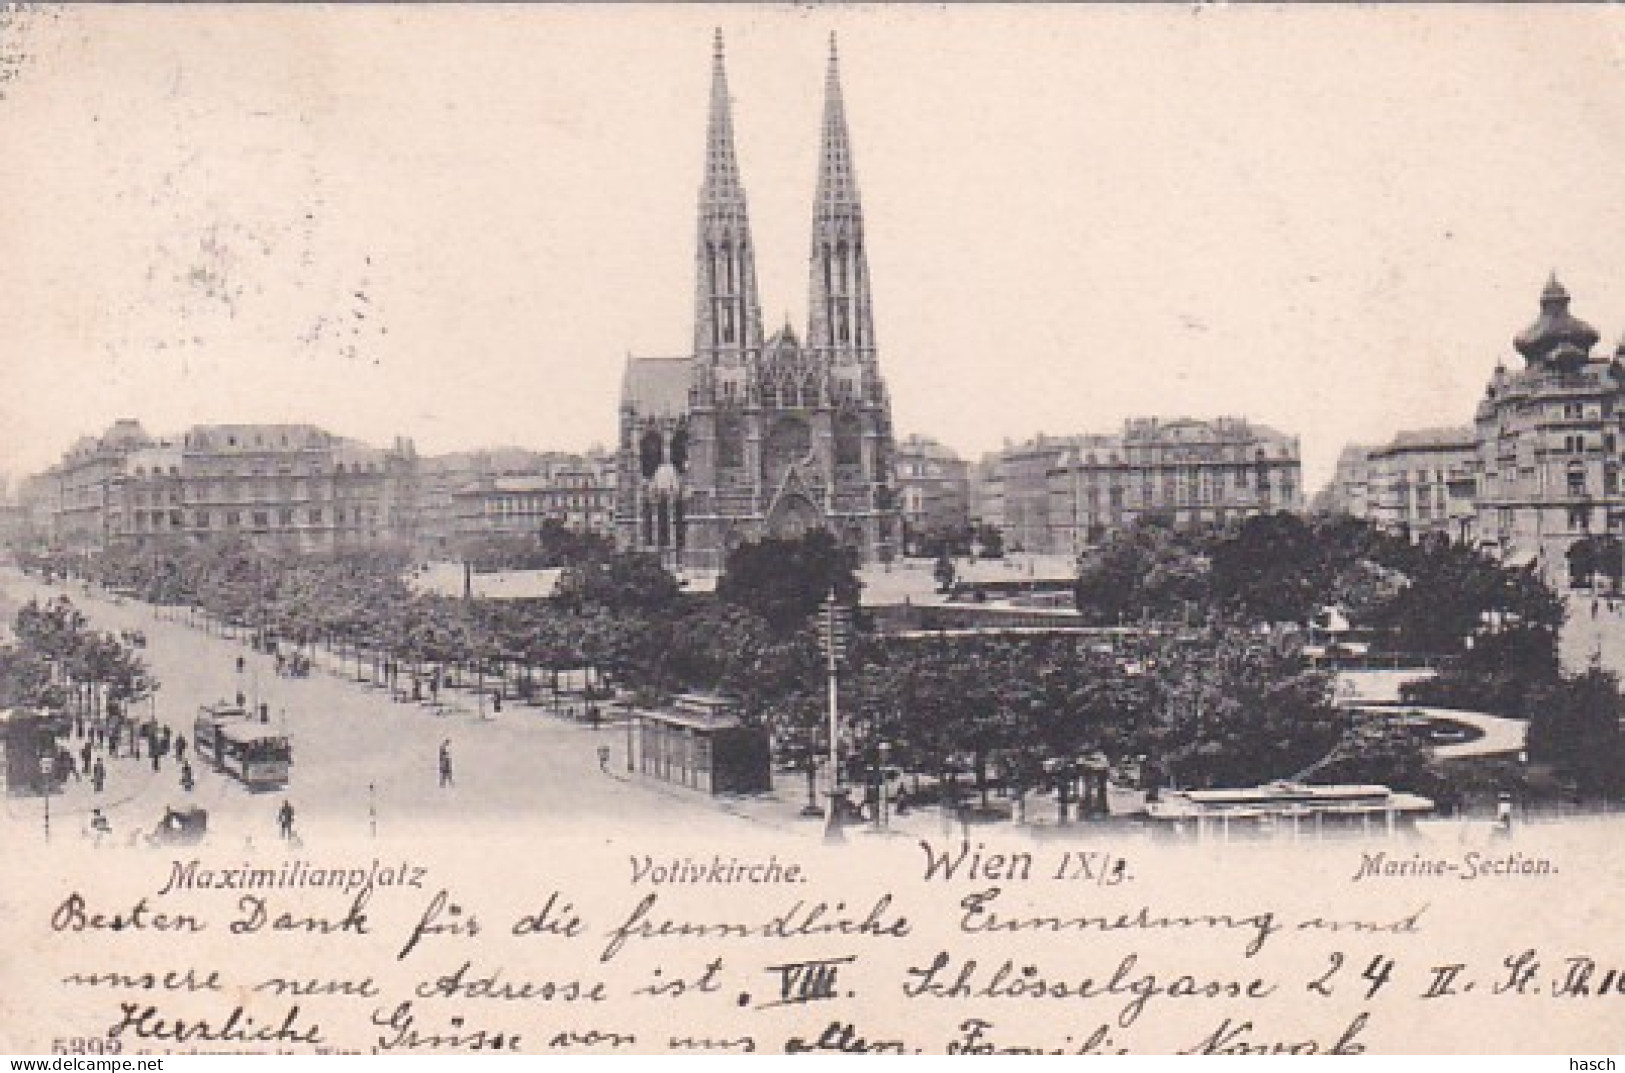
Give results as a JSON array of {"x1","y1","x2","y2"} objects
[{"x1": 1, "y1": 4, "x2": 1623, "y2": 1057}]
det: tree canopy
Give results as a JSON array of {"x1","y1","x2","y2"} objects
[{"x1": 717, "y1": 530, "x2": 861, "y2": 633}]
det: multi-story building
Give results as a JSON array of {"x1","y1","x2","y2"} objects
[
  {"x1": 170, "y1": 424, "x2": 419, "y2": 553},
  {"x1": 450, "y1": 450, "x2": 617, "y2": 544},
  {"x1": 0, "y1": 477, "x2": 25, "y2": 557},
  {"x1": 415, "y1": 451, "x2": 500, "y2": 556},
  {"x1": 1474, "y1": 277, "x2": 1625, "y2": 584},
  {"x1": 12, "y1": 473, "x2": 59, "y2": 553},
  {"x1": 1048, "y1": 417, "x2": 1302, "y2": 554},
  {"x1": 969, "y1": 455, "x2": 1004, "y2": 534},
  {"x1": 1314, "y1": 444, "x2": 1376, "y2": 518},
  {"x1": 1364, "y1": 428, "x2": 1477, "y2": 543},
  {"x1": 616, "y1": 34, "x2": 900, "y2": 569},
  {"x1": 970, "y1": 435, "x2": 1096, "y2": 554},
  {"x1": 33, "y1": 420, "x2": 420, "y2": 555},
  {"x1": 894, "y1": 434, "x2": 970, "y2": 549},
  {"x1": 48, "y1": 419, "x2": 157, "y2": 553}
]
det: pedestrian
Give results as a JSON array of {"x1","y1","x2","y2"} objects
[
  {"x1": 175, "y1": 734, "x2": 187, "y2": 763},
  {"x1": 277, "y1": 799, "x2": 296, "y2": 840},
  {"x1": 438, "y1": 739, "x2": 454, "y2": 788},
  {"x1": 80, "y1": 741, "x2": 92, "y2": 774},
  {"x1": 236, "y1": 655, "x2": 245, "y2": 675},
  {"x1": 597, "y1": 744, "x2": 611, "y2": 773},
  {"x1": 91, "y1": 759, "x2": 105, "y2": 794},
  {"x1": 235, "y1": 690, "x2": 245, "y2": 708},
  {"x1": 180, "y1": 760, "x2": 194, "y2": 793},
  {"x1": 150, "y1": 749, "x2": 160, "y2": 774},
  {"x1": 88, "y1": 808, "x2": 111, "y2": 847}
]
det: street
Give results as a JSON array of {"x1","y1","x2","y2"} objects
[{"x1": 0, "y1": 570, "x2": 832, "y2": 847}]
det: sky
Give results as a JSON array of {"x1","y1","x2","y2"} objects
[{"x1": 3, "y1": 5, "x2": 1625, "y2": 494}]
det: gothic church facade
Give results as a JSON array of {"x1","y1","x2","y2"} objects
[{"x1": 616, "y1": 33, "x2": 899, "y2": 569}]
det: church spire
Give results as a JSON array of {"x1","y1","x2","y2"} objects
[
  {"x1": 703, "y1": 28, "x2": 742, "y2": 204},
  {"x1": 808, "y1": 33, "x2": 876, "y2": 366},
  {"x1": 694, "y1": 29, "x2": 763, "y2": 363}
]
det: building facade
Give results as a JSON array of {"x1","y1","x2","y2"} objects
[
  {"x1": 894, "y1": 434, "x2": 970, "y2": 549},
  {"x1": 49, "y1": 419, "x2": 154, "y2": 552},
  {"x1": 616, "y1": 34, "x2": 900, "y2": 570},
  {"x1": 31, "y1": 420, "x2": 421, "y2": 555},
  {"x1": 1314, "y1": 444, "x2": 1376, "y2": 519},
  {"x1": 1364, "y1": 428, "x2": 1477, "y2": 543},
  {"x1": 449, "y1": 451, "x2": 617, "y2": 544},
  {"x1": 1474, "y1": 277, "x2": 1625, "y2": 583},
  {"x1": 1048, "y1": 417, "x2": 1303, "y2": 554},
  {"x1": 970, "y1": 435, "x2": 1097, "y2": 554}
]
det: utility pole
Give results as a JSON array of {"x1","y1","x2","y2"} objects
[{"x1": 820, "y1": 590, "x2": 851, "y2": 843}]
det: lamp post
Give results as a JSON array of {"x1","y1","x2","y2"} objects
[
  {"x1": 820, "y1": 592, "x2": 851, "y2": 843},
  {"x1": 874, "y1": 740, "x2": 893, "y2": 832},
  {"x1": 39, "y1": 753, "x2": 54, "y2": 843},
  {"x1": 477, "y1": 653, "x2": 487, "y2": 720},
  {"x1": 1044, "y1": 756, "x2": 1073, "y2": 825},
  {"x1": 625, "y1": 701, "x2": 636, "y2": 774},
  {"x1": 800, "y1": 731, "x2": 822, "y2": 817}
]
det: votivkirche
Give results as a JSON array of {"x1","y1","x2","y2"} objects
[{"x1": 616, "y1": 33, "x2": 900, "y2": 569}]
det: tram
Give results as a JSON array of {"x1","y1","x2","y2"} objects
[{"x1": 194, "y1": 703, "x2": 291, "y2": 790}]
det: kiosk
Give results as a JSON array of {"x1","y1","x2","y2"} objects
[{"x1": 632, "y1": 694, "x2": 771, "y2": 795}]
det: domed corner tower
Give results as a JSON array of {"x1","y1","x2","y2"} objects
[{"x1": 1474, "y1": 275, "x2": 1625, "y2": 588}]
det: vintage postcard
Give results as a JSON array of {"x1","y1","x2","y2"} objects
[{"x1": 2, "y1": 3, "x2": 1624, "y2": 1056}]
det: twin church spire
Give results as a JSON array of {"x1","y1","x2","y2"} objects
[{"x1": 693, "y1": 31, "x2": 875, "y2": 371}]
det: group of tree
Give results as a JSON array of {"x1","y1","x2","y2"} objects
[
  {"x1": 23, "y1": 520, "x2": 1460, "y2": 805},
  {"x1": 458, "y1": 522, "x2": 616, "y2": 574},
  {"x1": 1566, "y1": 533, "x2": 1625, "y2": 593},
  {"x1": 904, "y1": 521, "x2": 1004, "y2": 562},
  {"x1": 1068, "y1": 511, "x2": 1625, "y2": 801},
  {"x1": 5, "y1": 596, "x2": 150, "y2": 719},
  {"x1": 831, "y1": 626, "x2": 1358, "y2": 803},
  {"x1": 1074, "y1": 512, "x2": 1566, "y2": 657}
]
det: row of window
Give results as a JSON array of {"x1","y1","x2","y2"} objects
[
  {"x1": 125, "y1": 507, "x2": 377, "y2": 531},
  {"x1": 1073, "y1": 448, "x2": 1294, "y2": 467},
  {"x1": 183, "y1": 431, "x2": 329, "y2": 450},
  {"x1": 125, "y1": 480, "x2": 387, "y2": 504},
  {"x1": 1078, "y1": 481, "x2": 1287, "y2": 509},
  {"x1": 130, "y1": 459, "x2": 383, "y2": 478},
  {"x1": 486, "y1": 494, "x2": 612, "y2": 514},
  {"x1": 1485, "y1": 464, "x2": 1623, "y2": 498},
  {"x1": 472, "y1": 513, "x2": 613, "y2": 532},
  {"x1": 1065, "y1": 507, "x2": 1264, "y2": 534}
]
